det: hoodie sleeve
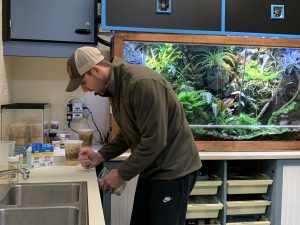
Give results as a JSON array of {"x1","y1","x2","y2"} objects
[{"x1": 99, "y1": 131, "x2": 129, "y2": 161}]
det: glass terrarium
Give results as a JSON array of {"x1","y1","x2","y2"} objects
[
  {"x1": 122, "y1": 41, "x2": 300, "y2": 144},
  {"x1": 1, "y1": 103, "x2": 50, "y2": 153}
]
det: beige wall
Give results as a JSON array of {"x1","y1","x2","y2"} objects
[{"x1": 6, "y1": 56, "x2": 110, "y2": 141}]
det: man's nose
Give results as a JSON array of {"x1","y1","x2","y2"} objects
[{"x1": 81, "y1": 84, "x2": 88, "y2": 92}]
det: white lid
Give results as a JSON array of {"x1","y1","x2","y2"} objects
[
  {"x1": 59, "y1": 134, "x2": 66, "y2": 137},
  {"x1": 8, "y1": 156, "x2": 19, "y2": 162}
]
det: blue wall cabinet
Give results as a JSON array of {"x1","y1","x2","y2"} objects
[
  {"x1": 103, "y1": 0, "x2": 222, "y2": 35},
  {"x1": 7, "y1": 0, "x2": 97, "y2": 43},
  {"x1": 2, "y1": 0, "x2": 98, "y2": 57}
]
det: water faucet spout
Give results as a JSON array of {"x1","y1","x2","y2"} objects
[{"x1": 0, "y1": 168, "x2": 30, "y2": 180}]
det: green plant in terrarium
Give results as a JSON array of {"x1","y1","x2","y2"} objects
[
  {"x1": 193, "y1": 48, "x2": 237, "y2": 91},
  {"x1": 268, "y1": 102, "x2": 298, "y2": 125},
  {"x1": 212, "y1": 98, "x2": 236, "y2": 125},
  {"x1": 177, "y1": 91, "x2": 213, "y2": 123},
  {"x1": 145, "y1": 43, "x2": 183, "y2": 76}
]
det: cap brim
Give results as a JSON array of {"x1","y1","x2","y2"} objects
[{"x1": 66, "y1": 76, "x2": 84, "y2": 92}]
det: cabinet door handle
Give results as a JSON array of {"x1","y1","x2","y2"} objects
[{"x1": 75, "y1": 29, "x2": 91, "y2": 35}]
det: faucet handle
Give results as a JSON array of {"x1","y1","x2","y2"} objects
[{"x1": 21, "y1": 168, "x2": 30, "y2": 179}]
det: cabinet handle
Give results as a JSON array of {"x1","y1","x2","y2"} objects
[{"x1": 75, "y1": 29, "x2": 91, "y2": 35}]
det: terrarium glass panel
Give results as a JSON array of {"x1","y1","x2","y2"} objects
[{"x1": 123, "y1": 41, "x2": 300, "y2": 141}]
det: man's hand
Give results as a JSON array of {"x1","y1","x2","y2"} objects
[
  {"x1": 100, "y1": 169, "x2": 125, "y2": 193},
  {"x1": 78, "y1": 147, "x2": 103, "y2": 169}
]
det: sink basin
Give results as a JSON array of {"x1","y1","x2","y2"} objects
[
  {"x1": 0, "y1": 182, "x2": 88, "y2": 225},
  {"x1": 0, "y1": 206, "x2": 79, "y2": 225},
  {"x1": 0, "y1": 183, "x2": 80, "y2": 205}
]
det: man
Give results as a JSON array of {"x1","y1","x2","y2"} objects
[{"x1": 66, "y1": 46, "x2": 201, "y2": 225}]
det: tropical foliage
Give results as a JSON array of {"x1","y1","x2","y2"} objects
[{"x1": 124, "y1": 43, "x2": 300, "y2": 140}]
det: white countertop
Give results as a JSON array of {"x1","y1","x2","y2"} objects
[
  {"x1": 114, "y1": 151, "x2": 300, "y2": 161},
  {"x1": 12, "y1": 163, "x2": 105, "y2": 225}
]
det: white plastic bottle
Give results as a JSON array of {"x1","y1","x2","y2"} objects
[
  {"x1": 26, "y1": 146, "x2": 32, "y2": 168},
  {"x1": 59, "y1": 134, "x2": 66, "y2": 149}
]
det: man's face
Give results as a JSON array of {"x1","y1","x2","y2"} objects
[{"x1": 80, "y1": 66, "x2": 108, "y2": 94}]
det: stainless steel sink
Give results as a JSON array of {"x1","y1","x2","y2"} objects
[
  {"x1": 0, "y1": 183, "x2": 80, "y2": 205},
  {"x1": 0, "y1": 182, "x2": 88, "y2": 225},
  {"x1": 0, "y1": 206, "x2": 79, "y2": 225}
]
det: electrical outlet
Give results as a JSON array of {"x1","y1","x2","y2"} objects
[
  {"x1": 72, "y1": 113, "x2": 83, "y2": 120},
  {"x1": 66, "y1": 114, "x2": 72, "y2": 122},
  {"x1": 73, "y1": 102, "x2": 83, "y2": 113}
]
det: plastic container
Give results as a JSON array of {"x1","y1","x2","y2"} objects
[
  {"x1": 59, "y1": 134, "x2": 66, "y2": 149},
  {"x1": 98, "y1": 167, "x2": 127, "y2": 196},
  {"x1": 30, "y1": 143, "x2": 43, "y2": 168},
  {"x1": 0, "y1": 142, "x2": 10, "y2": 171},
  {"x1": 26, "y1": 146, "x2": 32, "y2": 168},
  {"x1": 28, "y1": 123, "x2": 43, "y2": 143},
  {"x1": 42, "y1": 144, "x2": 54, "y2": 167},
  {"x1": 78, "y1": 129, "x2": 94, "y2": 147},
  {"x1": 50, "y1": 120, "x2": 59, "y2": 130},
  {"x1": 0, "y1": 141, "x2": 16, "y2": 157},
  {"x1": 64, "y1": 140, "x2": 82, "y2": 166},
  {"x1": 226, "y1": 221, "x2": 270, "y2": 225},
  {"x1": 226, "y1": 215, "x2": 270, "y2": 225},
  {"x1": 186, "y1": 196, "x2": 223, "y2": 219},
  {"x1": 227, "y1": 200, "x2": 271, "y2": 215},
  {"x1": 227, "y1": 175, "x2": 273, "y2": 194},
  {"x1": 52, "y1": 140, "x2": 60, "y2": 149},
  {"x1": 190, "y1": 175, "x2": 222, "y2": 195},
  {"x1": 9, "y1": 124, "x2": 28, "y2": 146},
  {"x1": 8, "y1": 156, "x2": 19, "y2": 182}
]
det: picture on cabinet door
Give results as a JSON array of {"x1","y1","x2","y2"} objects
[
  {"x1": 156, "y1": 0, "x2": 171, "y2": 14},
  {"x1": 271, "y1": 4, "x2": 285, "y2": 19}
]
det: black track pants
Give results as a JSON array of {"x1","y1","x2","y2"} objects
[{"x1": 130, "y1": 171, "x2": 197, "y2": 225}]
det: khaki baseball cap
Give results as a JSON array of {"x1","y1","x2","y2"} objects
[{"x1": 66, "y1": 46, "x2": 105, "y2": 92}]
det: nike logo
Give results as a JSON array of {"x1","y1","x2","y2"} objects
[{"x1": 162, "y1": 197, "x2": 173, "y2": 203}]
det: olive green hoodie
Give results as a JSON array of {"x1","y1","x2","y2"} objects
[{"x1": 99, "y1": 57, "x2": 201, "y2": 181}]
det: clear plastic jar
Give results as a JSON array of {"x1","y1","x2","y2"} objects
[
  {"x1": 8, "y1": 156, "x2": 19, "y2": 182},
  {"x1": 59, "y1": 134, "x2": 66, "y2": 149}
]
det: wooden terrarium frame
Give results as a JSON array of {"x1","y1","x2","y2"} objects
[{"x1": 112, "y1": 31, "x2": 300, "y2": 151}]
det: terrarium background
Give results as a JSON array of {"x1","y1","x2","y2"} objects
[{"x1": 123, "y1": 41, "x2": 300, "y2": 141}]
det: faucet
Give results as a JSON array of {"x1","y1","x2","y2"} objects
[{"x1": 0, "y1": 168, "x2": 30, "y2": 180}]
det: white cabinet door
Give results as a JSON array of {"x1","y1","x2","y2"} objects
[
  {"x1": 281, "y1": 165, "x2": 300, "y2": 225},
  {"x1": 111, "y1": 176, "x2": 138, "y2": 225}
]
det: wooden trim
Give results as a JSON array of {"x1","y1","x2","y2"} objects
[
  {"x1": 114, "y1": 31, "x2": 300, "y2": 48},
  {"x1": 196, "y1": 141, "x2": 300, "y2": 152}
]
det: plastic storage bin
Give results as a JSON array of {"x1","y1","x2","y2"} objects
[
  {"x1": 227, "y1": 175, "x2": 273, "y2": 194},
  {"x1": 191, "y1": 175, "x2": 222, "y2": 195},
  {"x1": 226, "y1": 215, "x2": 270, "y2": 225},
  {"x1": 1, "y1": 103, "x2": 50, "y2": 154},
  {"x1": 186, "y1": 219, "x2": 221, "y2": 225},
  {"x1": 226, "y1": 221, "x2": 270, "y2": 225},
  {"x1": 186, "y1": 196, "x2": 223, "y2": 219},
  {"x1": 227, "y1": 200, "x2": 271, "y2": 215}
]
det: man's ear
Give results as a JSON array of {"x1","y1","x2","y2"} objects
[{"x1": 91, "y1": 65, "x2": 100, "y2": 77}]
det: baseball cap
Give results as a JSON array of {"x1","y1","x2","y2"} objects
[{"x1": 66, "y1": 46, "x2": 105, "y2": 92}]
